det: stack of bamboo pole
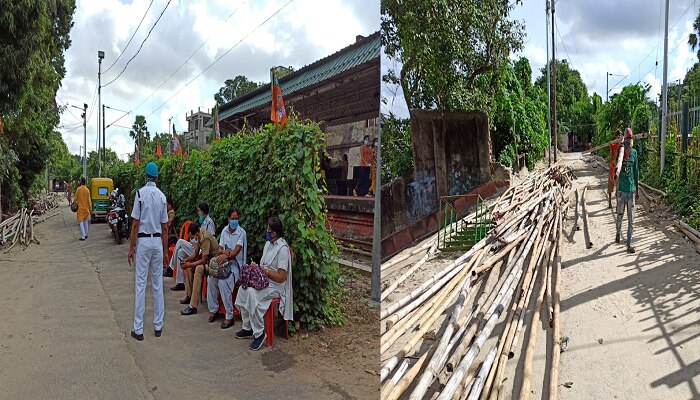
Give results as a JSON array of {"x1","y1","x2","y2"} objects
[{"x1": 380, "y1": 164, "x2": 576, "y2": 400}]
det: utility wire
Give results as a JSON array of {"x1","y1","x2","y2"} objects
[
  {"x1": 103, "y1": 0, "x2": 155, "y2": 74},
  {"x1": 56, "y1": 95, "x2": 82, "y2": 123},
  {"x1": 126, "y1": 1, "x2": 246, "y2": 117},
  {"x1": 103, "y1": 0, "x2": 172, "y2": 88},
  {"x1": 145, "y1": 0, "x2": 295, "y2": 119}
]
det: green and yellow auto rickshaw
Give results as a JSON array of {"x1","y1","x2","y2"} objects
[{"x1": 90, "y1": 177, "x2": 114, "y2": 223}]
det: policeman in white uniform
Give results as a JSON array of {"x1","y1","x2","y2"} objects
[{"x1": 128, "y1": 162, "x2": 169, "y2": 341}]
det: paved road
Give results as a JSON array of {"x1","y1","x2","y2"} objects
[{"x1": 0, "y1": 202, "x2": 363, "y2": 400}]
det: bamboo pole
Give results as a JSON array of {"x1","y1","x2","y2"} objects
[
  {"x1": 639, "y1": 181, "x2": 667, "y2": 197},
  {"x1": 383, "y1": 345, "x2": 435, "y2": 400},
  {"x1": 382, "y1": 243, "x2": 438, "y2": 301},
  {"x1": 466, "y1": 345, "x2": 499, "y2": 400},
  {"x1": 549, "y1": 214, "x2": 563, "y2": 399},
  {"x1": 674, "y1": 221, "x2": 700, "y2": 245},
  {"x1": 581, "y1": 187, "x2": 593, "y2": 249}
]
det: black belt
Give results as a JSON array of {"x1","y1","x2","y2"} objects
[{"x1": 138, "y1": 233, "x2": 162, "y2": 238}]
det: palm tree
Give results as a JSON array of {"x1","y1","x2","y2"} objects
[
  {"x1": 129, "y1": 115, "x2": 150, "y2": 149},
  {"x1": 688, "y1": 9, "x2": 700, "y2": 60}
]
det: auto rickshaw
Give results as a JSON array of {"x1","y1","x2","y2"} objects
[{"x1": 90, "y1": 177, "x2": 114, "y2": 223}]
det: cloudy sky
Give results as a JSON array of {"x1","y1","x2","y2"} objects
[
  {"x1": 382, "y1": 0, "x2": 700, "y2": 117},
  {"x1": 57, "y1": 0, "x2": 379, "y2": 159}
]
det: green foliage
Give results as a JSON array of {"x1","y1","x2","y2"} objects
[
  {"x1": 490, "y1": 58, "x2": 549, "y2": 169},
  {"x1": 535, "y1": 59, "x2": 591, "y2": 136},
  {"x1": 112, "y1": 120, "x2": 342, "y2": 329},
  {"x1": 380, "y1": 114, "x2": 413, "y2": 182},
  {"x1": 129, "y1": 115, "x2": 150, "y2": 147},
  {"x1": 214, "y1": 75, "x2": 264, "y2": 107},
  {"x1": 0, "y1": 0, "x2": 76, "y2": 211},
  {"x1": 381, "y1": 0, "x2": 525, "y2": 111}
]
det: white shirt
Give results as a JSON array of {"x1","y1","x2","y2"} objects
[
  {"x1": 219, "y1": 225, "x2": 247, "y2": 268},
  {"x1": 131, "y1": 182, "x2": 168, "y2": 234},
  {"x1": 201, "y1": 215, "x2": 216, "y2": 235}
]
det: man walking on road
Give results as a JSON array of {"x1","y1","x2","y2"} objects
[
  {"x1": 127, "y1": 162, "x2": 169, "y2": 341},
  {"x1": 607, "y1": 129, "x2": 623, "y2": 208},
  {"x1": 75, "y1": 178, "x2": 91, "y2": 241},
  {"x1": 615, "y1": 128, "x2": 640, "y2": 254}
]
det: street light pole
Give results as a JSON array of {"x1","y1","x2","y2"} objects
[{"x1": 98, "y1": 50, "x2": 104, "y2": 177}]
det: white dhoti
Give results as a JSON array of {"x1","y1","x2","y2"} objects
[
  {"x1": 133, "y1": 237, "x2": 165, "y2": 335},
  {"x1": 235, "y1": 285, "x2": 281, "y2": 337},
  {"x1": 169, "y1": 239, "x2": 194, "y2": 284},
  {"x1": 207, "y1": 272, "x2": 237, "y2": 320}
]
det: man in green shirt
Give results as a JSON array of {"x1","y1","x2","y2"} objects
[{"x1": 614, "y1": 128, "x2": 640, "y2": 253}]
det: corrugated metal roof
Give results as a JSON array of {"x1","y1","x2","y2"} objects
[{"x1": 208, "y1": 31, "x2": 380, "y2": 126}]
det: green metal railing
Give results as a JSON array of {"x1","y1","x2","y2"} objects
[{"x1": 438, "y1": 194, "x2": 492, "y2": 252}]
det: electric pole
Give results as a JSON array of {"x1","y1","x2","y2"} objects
[
  {"x1": 661, "y1": 0, "x2": 669, "y2": 174},
  {"x1": 371, "y1": 131, "x2": 381, "y2": 302},
  {"x1": 546, "y1": 0, "x2": 552, "y2": 166},
  {"x1": 98, "y1": 50, "x2": 104, "y2": 177},
  {"x1": 83, "y1": 103, "x2": 87, "y2": 180},
  {"x1": 102, "y1": 104, "x2": 106, "y2": 173},
  {"x1": 551, "y1": 0, "x2": 557, "y2": 162}
]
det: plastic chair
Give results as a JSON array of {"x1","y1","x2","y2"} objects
[{"x1": 265, "y1": 247, "x2": 294, "y2": 348}]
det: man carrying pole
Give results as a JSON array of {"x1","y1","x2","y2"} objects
[
  {"x1": 614, "y1": 128, "x2": 640, "y2": 254},
  {"x1": 607, "y1": 129, "x2": 623, "y2": 208}
]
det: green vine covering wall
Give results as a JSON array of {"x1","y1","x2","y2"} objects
[{"x1": 112, "y1": 121, "x2": 341, "y2": 329}]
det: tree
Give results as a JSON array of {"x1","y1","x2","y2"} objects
[
  {"x1": 214, "y1": 75, "x2": 264, "y2": 107},
  {"x1": 129, "y1": 115, "x2": 150, "y2": 149},
  {"x1": 0, "y1": 0, "x2": 76, "y2": 210},
  {"x1": 535, "y1": 59, "x2": 591, "y2": 135},
  {"x1": 688, "y1": 7, "x2": 700, "y2": 61},
  {"x1": 593, "y1": 83, "x2": 653, "y2": 155},
  {"x1": 381, "y1": 0, "x2": 525, "y2": 111}
]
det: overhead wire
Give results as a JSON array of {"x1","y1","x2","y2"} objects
[
  {"x1": 144, "y1": 0, "x2": 295, "y2": 119},
  {"x1": 102, "y1": 0, "x2": 172, "y2": 88},
  {"x1": 125, "y1": 1, "x2": 246, "y2": 118},
  {"x1": 103, "y1": 0, "x2": 155, "y2": 74}
]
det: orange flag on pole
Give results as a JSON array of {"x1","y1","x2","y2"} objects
[
  {"x1": 214, "y1": 107, "x2": 221, "y2": 141},
  {"x1": 270, "y1": 69, "x2": 287, "y2": 129},
  {"x1": 172, "y1": 124, "x2": 182, "y2": 155},
  {"x1": 156, "y1": 138, "x2": 163, "y2": 159},
  {"x1": 134, "y1": 144, "x2": 141, "y2": 166}
]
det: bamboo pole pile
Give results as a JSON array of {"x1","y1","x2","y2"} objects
[
  {"x1": 380, "y1": 164, "x2": 576, "y2": 400},
  {"x1": 28, "y1": 191, "x2": 61, "y2": 215}
]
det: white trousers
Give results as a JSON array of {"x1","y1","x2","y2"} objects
[
  {"x1": 79, "y1": 219, "x2": 89, "y2": 239},
  {"x1": 207, "y1": 273, "x2": 237, "y2": 320},
  {"x1": 134, "y1": 237, "x2": 165, "y2": 334},
  {"x1": 235, "y1": 286, "x2": 281, "y2": 337},
  {"x1": 169, "y1": 239, "x2": 194, "y2": 284}
]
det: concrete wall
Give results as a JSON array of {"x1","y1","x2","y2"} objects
[
  {"x1": 325, "y1": 119, "x2": 379, "y2": 179},
  {"x1": 381, "y1": 109, "x2": 496, "y2": 257}
]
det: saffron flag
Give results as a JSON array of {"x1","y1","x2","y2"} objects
[
  {"x1": 156, "y1": 138, "x2": 163, "y2": 159},
  {"x1": 214, "y1": 107, "x2": 221, "y2": 141},
  {"x1": 270, "y1": 69, "x2": 287, "y2": 129},
  {"x1": 172, "y1": 124, "x2": 182, "y2": 155},
  {"x1": 134, "y1": 144, "x2": 140, "y2": 166}
]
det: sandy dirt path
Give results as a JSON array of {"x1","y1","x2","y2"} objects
[
  {"x1": 521, "y1": 153, "x2": 700, "y2": 400},
  {"x1": 0, "y1": 202, "x2": 377, "y2": 400}
]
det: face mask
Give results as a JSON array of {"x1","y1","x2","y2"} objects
[
  {"x1": 198, "y1": 215, "x2": 205, "y2": 223},
  {"x1": 363, "y1": 139, "x2": 369, "y2": 145},
  {"x1": 265, "y1": 231, "x2": 272, "y2": 241},
  {"x1": 190, "y1": 237, "x2": 198, "y2": 244},
  {"x1": 229, "y1": 219, "x2": 238, "y2": 230}
]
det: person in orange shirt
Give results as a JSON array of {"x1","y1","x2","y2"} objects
[
  {"x1": 608, "y1": 129, "x2": 623, "y2": 208},
  {"x1": 368, "y1": 137, "x2": 378, "y2": 197},
  {"x1": 75, "y1": 177, "x2": 92, "y2": 241},
  {"x1": 354, "y1": 135, "x2": 373, "y2": 196}
]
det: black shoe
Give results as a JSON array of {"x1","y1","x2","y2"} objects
[
  {"x1": 181, "y1": 306, "x2": 197, "y2": 315},
  {"x1": 155, "y1": 329, "x2": 162, "y2": 337},
  {"x1": 627, "y1": 245, "x2": 636, "y2": 254},
  {"x1": 250, "y1": 333, "x2": 266, "y2": 350},
  {"x1": 179, "y1": 296, "x2": 191, "y2": 305},
  {"x1": 615, "y1": 233, "x2": 620, "y2": 243},
  {"x1": 130, "y1": 331, "x2": 144, "y2": 341},
  {"x1": 235, "y1": 329, "x2": 254, "y2": 339},
  {"x1": 171, "y1": 283, "x2": 185, "y2": 291},
  {"x1": 208, "y1": 313, "x2": 219, "y2": 323},
  {"x1": 221, "y1": 319, "x2": 234, "y2": 329},
  {"x1": 163, "y1": 267, "x2": 173, "y2": 277}
]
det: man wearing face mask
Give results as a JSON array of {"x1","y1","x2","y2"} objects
[
  {"x1": 180, "y1": 222, "x2": 219, "y2": 315},
  {"x1": 614, "y1": 128, "x2": 640, "y2": 253},
  {"x1": 168, "y1": 201, "x2": 215, "y2": 291},
  {"x1": 206, "y1": 207, "x2": 247, "y2": 329}
]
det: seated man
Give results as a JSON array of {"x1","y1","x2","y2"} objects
[
  {"x1": 206, "y1": 207, "x2": 247, "y2": 329},
  {"x1": 180, "y1": 222, "x2": 219, "y2": 315},
  {"x1": 168, "y1": 201, "x2": 215, "y2": 290}
]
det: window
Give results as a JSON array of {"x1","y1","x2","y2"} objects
[{"x1": 98, "y1": 187, "x2": 109, "y2": 196}]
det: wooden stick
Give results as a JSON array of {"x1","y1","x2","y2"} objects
[
  {"x1": 381, "y1": 243, "x2": 438, "y2": 301},
  {"x1": 582, "y1": 132, "x2": 648, "y2": 154},
  {"x1": 548, "y1": 210, "x2": 564, "y2": 399},
  {"x1": 639, "y1": 181, "x2": 667, "y2": 197},
  {"x1": 674, "y1": 221, "x2": 700, "y2": 245},
  {"x1": 466, "y1": 345, "x2": 499, "y2": 400},
  {"x1": 678, "y1": 220, "x2": 700, "y2": 240},
  {"x1": 382, "y1": 347, "x2": 434, "y2": 400}
]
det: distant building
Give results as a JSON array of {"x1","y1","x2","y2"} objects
[{"x1": 184, "y1": 108, "x2": 212, "y2": 148}]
